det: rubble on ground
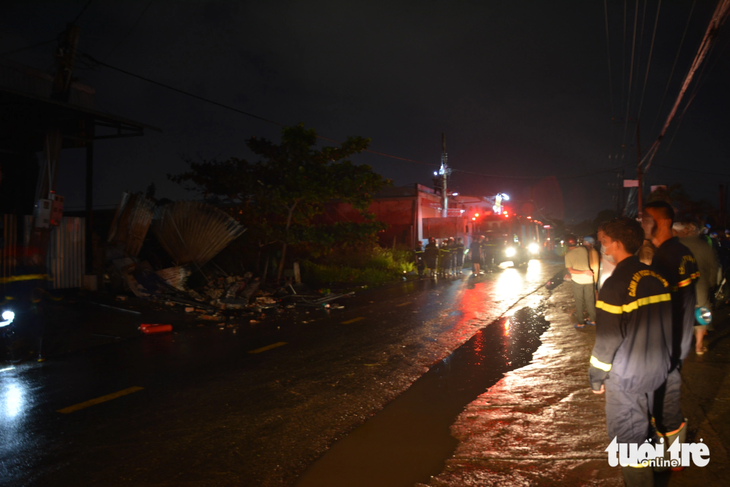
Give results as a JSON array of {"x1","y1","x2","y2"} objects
[{"x1": 102, "y1": 193, "x2": 354, "y2": 327}]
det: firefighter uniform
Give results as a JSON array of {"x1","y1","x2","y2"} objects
[
  {"x1": 589, "y1": 256, "x2": 672, "y2": 446},
  {"x1": 649, "y1": 237, "x2": 699, "y2": 451}
]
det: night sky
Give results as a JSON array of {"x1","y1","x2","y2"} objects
[{"x1": 3, "y1": 0, "x2": 729, "y2": 224}]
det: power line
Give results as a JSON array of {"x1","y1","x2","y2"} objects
[
  {"x1": 0, "y1": 39, "x2": 55, "y2": 57},
  {"x1": 103, "y1": 0, "x2": 155, "y2": 62},
  {"x1": 452, "y1": 163, "x2": 634, "y2": 182},
  {"x1": 654, "y1": 163, "x2": 730, "y2": 177},
  {"x1": 78, "y1": 50, "x2": 440, "y2": 168},
  {"x1": 71, "y1": 0, "x2": 95, "y2": 25},
  {"x1": 78, "y1": 51, "x2": 645, "y2": 183},
  {"x1": 650, "y1": 0, "x2": 696, "y2": 134},
  {"x1": 636, "y1": 0, "x2": 662, "y2": 122},
  {"x1": 621, "y1": 0, "x2": 640, "y2": 146},
  {"x1": 603, "y1": 0, "x2": 614, "y2": 114}
]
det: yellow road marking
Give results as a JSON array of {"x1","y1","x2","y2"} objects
[
  {"x1": 341, "y1": 317, "x2": 365, "y2": 324},
  {"x1": 57, "y1": 386, "x2": 144, "y2": 414},
  {"x1": 395, "y1": 302, "x2": 411, "y2": 307},
  {"x1": 248, "y1": 341, "x2": 287, "y2": 354}
]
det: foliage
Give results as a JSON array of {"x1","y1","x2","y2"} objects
[
  {"x1": 302, "y1": 245, "x2": 415, "y2": 288},
  {"x1": 647, "y1": 184, "x2": 714, "y2": 221},
  {"x1": 169, "y1": 124, "x2": 392, "y2": 278}
]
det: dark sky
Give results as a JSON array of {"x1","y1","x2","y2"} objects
[{"x1": 3, "y1": 0, "x2": 730, "y2": 223}]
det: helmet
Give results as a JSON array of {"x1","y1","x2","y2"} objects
[
  {"x1": 565, "y1": 235, "x2": 578, "y2": 246},
  {"x1": 583, "y1": 236, "x2": 595, "y2": 245}
]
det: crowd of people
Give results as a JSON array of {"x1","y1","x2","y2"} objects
[
  {"x1": 570, "y1": 204, "x2": 730, "y2": 486},
  {"x1": 414, "y1": 234, "x2": 508, "y2": 279}
]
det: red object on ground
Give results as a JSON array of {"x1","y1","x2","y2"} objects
[{"x1": 140, "y1": 324, "x2": 173, "y2": 334}]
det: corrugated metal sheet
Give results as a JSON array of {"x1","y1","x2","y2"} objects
[
  {"x1": 0, "y1": 214, "x2": 18, "y2": 281},
  {"x1": 152, "y1": 202, "x2": 245, "y2": 268},
  {"x1": 156, "y1": 266, "x2": 191, "y2": 291},
  {"x1": 108, "y1": 192, "x2": 155, "y2": 258},
  {"x1": 47, "y1": 217, "x2": 85, "y2": 289}
]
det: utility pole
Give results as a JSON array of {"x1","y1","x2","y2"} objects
[
  {"x1": 440, "y1": 133, "x2": 451, "y2": 218},
  {"x1": 636, "y1": 120, "x2": 643, "y2": 220}
]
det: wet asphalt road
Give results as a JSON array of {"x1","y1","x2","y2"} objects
[{"x1": 0, "y1": 260, "x2": 559, "y2": 486}]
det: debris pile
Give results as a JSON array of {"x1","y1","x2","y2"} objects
[{"x1": 103, "y1": 193, "x2": 354, "y2": 328}]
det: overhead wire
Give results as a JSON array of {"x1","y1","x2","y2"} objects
[
  {"x1": 636, "y1": 0, "x2": 662, "y2": 122},
  {"x1": 650, "y1": 0, "x2": 696, "y2": 134},
  {"x1": 71, "y1": 0, "x2": 95, "y2": 25},
  {"x1": 662, "y1": 28, "x2": 730, "y2": 154},
  {"x1": 102, "y1": 0, "x2": 155, "y2": 62},
  {"x1": 621, "y1": 0, "x2": 640, "y2": 146},
  {"x1": 603, "y1": 0, "x2": 614, "y2": 114},
  {"x1": 642, "y1": 0, "x2": 730, "y2": 174},
  {"x1": 79, "y1": 50, "x2": 634, "y2": 183},
  {"x1": 0, "y1": 39, "x2": 55, "y2": 58}
]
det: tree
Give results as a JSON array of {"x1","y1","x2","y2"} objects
[{"x1": 170, "y1": 124, "x2": 391, "y2": 279}]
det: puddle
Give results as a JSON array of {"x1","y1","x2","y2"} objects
[{"x1": 295, "y1": 306, "x2": 550, "y2": 487}]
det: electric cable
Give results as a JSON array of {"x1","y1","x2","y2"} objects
[
  {"x1": 71, "y1": 0, "x2": 95, "y2": 25},
  {"x1": 78, "y1": 50, "x2": 440, "y2": 169},
  {"x1": 0, "y1": 39, "x2": 56, "y2": 58},
  {"x1": 621, "y1": 0, "x2": 640, "y2": 146},
  {"x1": 653, "y1": 163, "x2": 730, "y2": 177},
  {"x1": 636, "y1": 0, "x2": 662, "y2": 122},
  {"x1": 603, "y1": 0, "x2": 614, "y2": 114},
  {"x1": 103, "y1": 0, "x2": 155, "y2": 62},
  {"x1": 650, "y1": 0, "x2": 696, "y2": 134},
  {"x1": 451, "y1": 163, "x2": 634, "y2": 182},
  {"x1": 642, "y1": 0, "x2": 730, "y2": 174}
]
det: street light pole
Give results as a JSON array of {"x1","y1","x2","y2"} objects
[{"x1": 440, "y1": 133, "x2": 451, "y2": 218}]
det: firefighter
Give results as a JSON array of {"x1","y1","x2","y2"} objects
[
  {"x1": 424, "y1": 237, "x2": 439, "y2": 278},
  {"x1": 414, "y1": 241, "x2": 425, "y2": 278},
  {"x1": 642, "y1": 201, "x2": 699, "y2": 470},
  {"x1": 453, "y1": 237, "x2": 465, "y2": 275},
  {"x1": 589, "y1": 217, "x2": 673, "y2": 486}
]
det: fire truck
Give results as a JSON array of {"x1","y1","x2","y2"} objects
[{"x1": 467, "y1": 202, "x2": 547, "y2": 267}]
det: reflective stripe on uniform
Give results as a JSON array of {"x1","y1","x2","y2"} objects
[
  {"x1": 0, "y1": 274, "x2": 49, "y2": 284},
  {"x1": 596, "y1": 293, "x2": 671, "y2": 314},
  {"x1": 678, "y1": 277, "x2": 693, "y2": 288},
  {"x1": 590, "y1": 355, "x2": 612, "y2": 372}
]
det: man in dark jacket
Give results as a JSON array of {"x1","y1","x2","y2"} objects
[
  {"x1": 590, "y1": 217, "x2": 672, "y2": 486},
  {"x1": 643, "y1": 201, "x2": 698, "y2": 468},
  {"x1": 424, "y1": 237, "x2": 439, "y2": 278}
]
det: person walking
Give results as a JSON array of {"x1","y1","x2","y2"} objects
[
  {"x1": 643, "y1": 201, "x2": 699, "y2": 468},
  {"x1": 565, "y1": 235, "x2": 596, "y2": 328},
  {"x1": 589, "y1": 217, "x2": 673, "y2": 486}
]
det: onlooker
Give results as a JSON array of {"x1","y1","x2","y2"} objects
[
  {"x1": 589, "y1": 217, "x2": 673, "y2": 486},
  {"x1": 469, "y1": 236, "x2": 482, "y2": 277},
  {"x1": 674, "y1": 220, "x2": 720, "y2": 355},
  {"x1": 564, "y1": 234, "x2": 596, "y2": 328},
  {"x1": 643, "y1": 200, "x2": 698, "y2": 466},
  {"x1": 596, "y1": 221, "x2": 616, "y2": 292},
  {"x1": 582, "y1": 236, "x2": 600, "y2": 288}
]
